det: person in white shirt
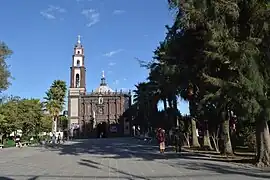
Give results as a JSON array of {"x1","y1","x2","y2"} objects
[{"x1": 52, "y1": 134, "x2": 56, "y2": 145}]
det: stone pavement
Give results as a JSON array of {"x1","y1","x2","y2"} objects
[{"x1": 0, "y1": 137, "x2": 269, "y2": 180}]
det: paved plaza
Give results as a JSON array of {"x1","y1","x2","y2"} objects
[{"x1": 0, "y1": 137, "x2": 269, "y2": 180}]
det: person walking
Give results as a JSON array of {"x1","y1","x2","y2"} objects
[
  {"x1": 174, "y1": 129, "x2": 181, "y2": 153},
  {"x1": 157, "y1": 128, "x2": 166, "y2": 153},
  {"x1": 57, "y1": 133, "x2": 61, "y2": 144},
  {"x1": 51, "y1": 134, "x2": 56, "y2": 145}
]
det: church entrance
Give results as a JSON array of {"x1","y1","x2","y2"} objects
[{"x1": 97, "y1": 122, "x2": 107, "y2": 138}]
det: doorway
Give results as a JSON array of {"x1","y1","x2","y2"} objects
[{"x1": 97, "y1": 122, "x2": 107, "y2": 138}]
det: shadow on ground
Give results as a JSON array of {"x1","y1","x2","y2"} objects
[
  {"x1": 170, "y1": 161, "x2": 270, "y2": 179},
  {"x1": 41, "y1": 138, "x2": 254, "y2": 163},
  {"x1": 0, "y1": 176, "x2": 39, "y2": 180},
  {"x1": 0, "y1": 174, "x2": 232, "y2": 180},
  {"x1": 34, "y1": 137, "x2": 270, "y2": 179}
]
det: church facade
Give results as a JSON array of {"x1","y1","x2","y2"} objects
[{"x1": 67, "y1": 36, "x2": 132, "y2": 138}]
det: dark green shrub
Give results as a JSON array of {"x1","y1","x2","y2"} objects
[{"x1": 4, "y1": 139, "x2": 15, "y2": 148}]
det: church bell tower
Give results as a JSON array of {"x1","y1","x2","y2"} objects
[
  {"x1": 70, "y1": 35, "x2": 86, "y2": 92},
  {"x1": 68, "y1": 35, "x2": 86, "y2": 131}
]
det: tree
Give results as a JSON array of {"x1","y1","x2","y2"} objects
[
  {"x1": 0, "y1": 42, "x2": 12, "y2": 92},
  {"x1": 17, "y1": 99, "x2": 44, "y2": 137},
  {"x1": 131, "y1": 0, "x2": 270, "y2": 166},
  {"x1": 58, "y1": 115, "x2": 68, "y2": 131},
  {"x1": 0, "y1": 97, "x2": 50, "y2": 141},
  {"x1": 0, "y1": 97, "x2": 21, "y2": 137},
  {"x1": 166, "y1": 0, "x2": 270, "y2": 165},
  {"x1": 40, "y1": 115, "x2": 52, "y2": 133},
  {"x1": 44, "y1": 80, "x2": 67, "y2": 133},
  {"x1": 133, "y1": 82, "x2": 152, "y2": 131}
]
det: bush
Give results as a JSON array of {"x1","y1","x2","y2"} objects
[
  {"x1": 238, "y1": 126, "x2": 256, "y2": 151},
  {"x1": 4, "y1": 139, "x2": 15, "y2": 148},
  {"x1": 244, "y1": 132, "x2": 256, "y2": 151}
]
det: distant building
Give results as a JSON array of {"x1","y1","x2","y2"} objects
[{"x1": 68, "y1": 36, "x2": 132, "y2": 138}]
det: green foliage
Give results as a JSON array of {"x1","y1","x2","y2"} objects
[
  {"x1": 237, "y1": 120, "x2": 256, "y2": 150},
  {"x1": 0, "y1": 97, "x2": 22, "y2": 135},
  {"x1": 41, "y1": 115, "x2": 52, "y2": 132},
  {"x1": 59, "y1": 115, "x2": 68, "y2": 130},
  {"x1": 44, "y1": 80, "x2": 67, "y2": 118},
  {"x1": 18, "y1": 99, "x2": 44, "y2": 136},
  {"x1": 0, "y1": 96, "x2": 49, "y2": 137},
  {"x1": 0, "y1": 42, "x2": 12, "y2": 92},
  {"x1": 4, "y1": 139, "x2": 15, "y2": 148},
  {"x1": 133, "y1": 0, "x2": 270, "y2": 161},
  {"x1": 133, "y1": 82, "x2": 155, "y2": 129}
]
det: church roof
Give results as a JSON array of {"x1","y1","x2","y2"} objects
[{"x1": 94, "y1": 71, "x2": 114, "y2": 93}]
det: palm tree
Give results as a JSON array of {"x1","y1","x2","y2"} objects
[
  {"x1": 148, "y1": 44, "x2": 181, "y2": 128},
  {"x1": 44, "y1": 80, "x2": 67, "y2": 133},
  {"x1": 133, "y1": 82, "x2": 150, "y2": 131}
]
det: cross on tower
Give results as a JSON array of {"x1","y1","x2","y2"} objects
[{"x1": 77, "y1": 35, "x2": 81, "y2": 44}]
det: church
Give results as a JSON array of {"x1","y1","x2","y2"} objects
[{"x1": 67, "y1": 36, "x2": 132, "y2": 138}]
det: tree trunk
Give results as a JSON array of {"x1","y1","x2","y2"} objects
[
  {"x1": 162, "y1": 98, "x2": 167, "y2": 111},
  {"x1": 191, "y1": 118, "x2": 200, "y2": 147},
  {"x1": 221, "y1": 111, "x2": 233, "y2": 155},
  {"x1": 172, "y1": 96, "x2": 178, "y2": 127},
  {"x1": 203, "y1": 129, "x2": 213, "y2": 150},
  {"x1": 211, "y1": 126, "x2": 220, "y2": 152},
  {"x1": 168, "y1": 98, "x2": 173, "y2": 109},
  {"x1": 256, "y1": 120, "x2": 270, "y2": 167},
  {"x1": 183, "y1": 133, "x2": 190, "y2": 147},
  {"x1": 211, "y1": 136, "x2": 219, "y2": 152},
  {"x1": 173, "y1": 97, "x2": 177, "y2": 109},
  {"x1": 52, "y1": 116, "x2": 57, "y2": 133},
  {"x1": 0, "y1": 134, "x2": 3, "y2": 144}
]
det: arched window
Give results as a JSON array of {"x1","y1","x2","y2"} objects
[
  {"x1": 77, "y1": 51, "x2": 80, "y2": 54},
  {"x1": 76, "y1": 60, "x2": 80, "y2": 67},
  {"x1": 75, "y1": 73, "x2": 80, "y2": 87},
  {"x1": 98, "y1": 96, "x2": 103, "y2": 104}
]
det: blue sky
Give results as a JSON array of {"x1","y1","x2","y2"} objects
[{"x1": 0, "y1": 0, "x2": 189, "y2": 114}]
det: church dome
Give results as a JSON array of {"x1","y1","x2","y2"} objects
[
  {"x1": 94, "y1": 71, "x2": 113, "y2": 93},
  {"x1": 95, "y1": 85, "x2": 113, "y2": 93}
]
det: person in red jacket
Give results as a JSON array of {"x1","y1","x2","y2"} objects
[{"x1": 157, "y1": 128, "x2": 166, "y2": 153}]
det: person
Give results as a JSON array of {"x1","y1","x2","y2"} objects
[
  {"x1": 169, "y1": 129, "x2": 173, "y2": 145},
  {"x1": 157, "y1": 128, "x2": 166, "y2": 153},
  {"x1": 174, "y1": 129, "x2": 181, "y2": 153},
  {"x1": 69, "y1": 129, "x2": 74, "y2": 140},
  {"x1": 62, "y1": 131, "x2": 66, "y2": 143},
  {"x1": 15, "y1": 136, "x2": 22, "y2": 149},
  {"x1": 57, "y1": 133, "x2": 61, "y2": 144},
  {"x1": 100, "y1": 132, "x2": 104, "y2": 138},
  {"x1": 51, "y1": 134, "x2": 56, "y2": 145}
]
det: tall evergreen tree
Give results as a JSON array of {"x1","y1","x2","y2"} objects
[{"x1": 167, "y1": 0, "x2": 270, "y2": 165}]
